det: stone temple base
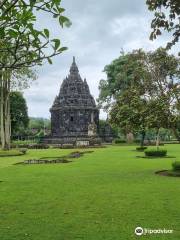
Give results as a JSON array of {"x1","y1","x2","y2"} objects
[{"x1": 42, "y1": 136, "x2": 102, "y2": 146}]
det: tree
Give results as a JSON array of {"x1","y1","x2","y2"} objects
[
  {"x1": 144, "y1": 48, "x2": 180, "y2": 143},
  {"x1": 98, "y1": 50, "x2": 151, "y2": 144},
  {"x1": 0, "y1": 67, "x2": 36, "y2": 149},
  {"x1": 109, "y1": 89, "x2": 148, "y2": 147},
  {"x1": 146, "y1": 0, "x2": 180, "y2": 52},
  {"x1": 98, "y1": 50, "x2": 148, "y2": 109},
  {"x1": 10, "y1": 92, "x2": 29, "y2": 135},
  {"x1": 0, "y1": 0, "x2": 70, "y2": 149},
  {"x1": 98, "y1": 48, "x2": 180, "y2": 145},
  {"x1": 28, "y1": 117, "x2": 51, "y2": 133}
]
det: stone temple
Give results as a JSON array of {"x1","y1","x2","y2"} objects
[{"x1": 45, "y1": 57, "x2": 100, "y2": 145}]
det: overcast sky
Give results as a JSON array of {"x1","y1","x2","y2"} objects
[{"x1": 24, "y1": 0, "x2": 172, "y2": 119}]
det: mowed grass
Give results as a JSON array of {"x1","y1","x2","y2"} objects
[{"x1": 0, "y1": 145, "x2": 179, "y2": 240}]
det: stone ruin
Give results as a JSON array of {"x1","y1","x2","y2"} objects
[{"x1": 43, "y1": 57, "x2": 103, "y2": 146}]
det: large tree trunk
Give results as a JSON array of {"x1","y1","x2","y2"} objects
[
  {"x1": 140, "y1": 130, "x2": 146, "y2": 147},
  {"x1": 0, "y1": 70, "x2": 11, "y2": 150},
  {"x1": 4, "y1": 72, "x2": 11, "y2": 150},
  {"x1": 156, "y1": 128, "x2": 160, "y2": 150},
  {"x1": 0, "y1": 73, "x2": 5, "y2": 149}
]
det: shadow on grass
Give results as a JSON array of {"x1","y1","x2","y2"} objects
[
  {"x1": 136, "y1": 156, "x2": 176, "y2": 159},
  {"x1": 155, "y1": 170, "x2": 180, "y2": 177}
]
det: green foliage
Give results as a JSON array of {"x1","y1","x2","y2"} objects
[
  {"x1": 99, "y1": 48, "x2": 180, "y2": 144},
  {"x1": 136, "y1": 146, "x2": 147, "y2": 152},
  {"x1": 146, "y1": 0, "x2": 180, "y2": 52},
  {"x1": 28, "y1": 144, "x2": 49, "y2": 149},
  {"x1": 0, "y1": 0, "x2": 70, "y2": 70},
  {"x1": 29, "y1": 118, "x2": 51, "y2": 131},
  {"x1": 172, "y1": 161, "x2": 180, "y2": 171},
  {"x1": 10, "y1": 92, "x2": 29, "y2": 135},
  {"x1": 16, "y1": 144, "x2": 30, "y2": 148},
  {"x1": 144, "y1": 149, "x2": 167, "y2": 157},
  {"x1": 98, "y1": 49, "x2": 148, "y2": 108},
  {"x1": 113, "y1": 139, "x2": 126, "y2": 144},
  {"x1": 35, "y1": 129, "x2": 45, "y2": 138},
  {"x1": 98, "y1": 119, "x2": 118, "y2": 138}
]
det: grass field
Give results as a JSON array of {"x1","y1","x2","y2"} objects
[{"x1": 0, "y1": 145, "x2": 179, "y2": 240}]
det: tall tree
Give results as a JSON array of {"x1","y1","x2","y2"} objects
[
  {"x1": 98, "y1": 48, "x2": 180, "y2": 144},
  {"x1": 0, "y1": 0, "x2": 70, "y2": 149},
  {"x1": 0, "y1": 67, "x2": 36, "y2": 148},
  {"x1": 109, "y1": 89, "x2": 148, "y2": 147},
  {"x1": 10, "y1": 92, "x2": 29, "y2": 135}
]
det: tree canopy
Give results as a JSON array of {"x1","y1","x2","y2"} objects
[
  {"x1": 98, "y1": 48, "x2": 180, "y2": 144},
  {"x1": 0, "y1": 0, "x2": 70, "y2": 149},
  {"x1": 10, "y1": 92, "x2": 29, "y2": 135},
  {"x1": 146, "y1": 0, "x2": 180, "y2": 52},
  {"x1": 0, "y1": 0, "x2": 70, "y2": 70}
]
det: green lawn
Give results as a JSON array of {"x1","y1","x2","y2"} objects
[{"x1": 0, "y1": 145, "x2": 179, "y2": 240}]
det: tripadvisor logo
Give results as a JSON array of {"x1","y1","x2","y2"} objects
[
  {"x1": 135, "y1": 226, "x2": 173, "y2": 236},
  {"x1": 135, "y1": 227, "x2": 143, "y2": 236}
]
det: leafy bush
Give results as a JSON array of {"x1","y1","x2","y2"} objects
[
  {"x1": 18, "y1": 144, "x2": 29, "y2": 148},
  {"x1": 0, "y1": 150, "x2": 24, "y2": 157},
  {"x1": 136, "y1": 146, "x2": 147, "y2": 151},
  {"x1": 144, "y1": 149, "x2": 167, "y2": 157},
  {"x1": 113, "y1": 139, "x2": 126, "y2": 144},
  {"x1": 172, "y1": 161, "x2": 180, "y2": 171},
  {"x1": 28, "y1": 144, "x2": 49, "y2": 149}
]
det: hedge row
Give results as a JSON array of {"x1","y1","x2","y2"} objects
[{"x1": 11, "y1": 144, "x2": 49, "y2": 149}]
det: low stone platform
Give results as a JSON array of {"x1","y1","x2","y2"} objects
[{"x1": 42, "y1": 136, "x2": 102, "y2": 146}]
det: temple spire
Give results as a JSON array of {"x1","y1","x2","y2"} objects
[{"x1": 70, "y1": 56, "x2": 79, "y2": 74}]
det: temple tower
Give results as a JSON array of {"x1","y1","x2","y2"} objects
[{"x1": 50, "y1": 57, "x2": 99, "y2": 139}]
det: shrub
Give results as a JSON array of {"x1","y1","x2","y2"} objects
[
  {"x1": 144, "y1": 149, "x2": 167, "y2": 157},
  {"x1": 28, "y1": 144, "x2": 49, "y2": 149},
  {"x1": 113, "y1": 139, "x2": 126, "y2": 144},
  {"x1": 172, "y1": 161, "x2": 180, "y2": 171},
  {"x1": 136, "y1": 146, "x2": 147, "y2": 151},
  {"x1": 18, "y1": 144, "x2": 29, "y2": 148}
]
